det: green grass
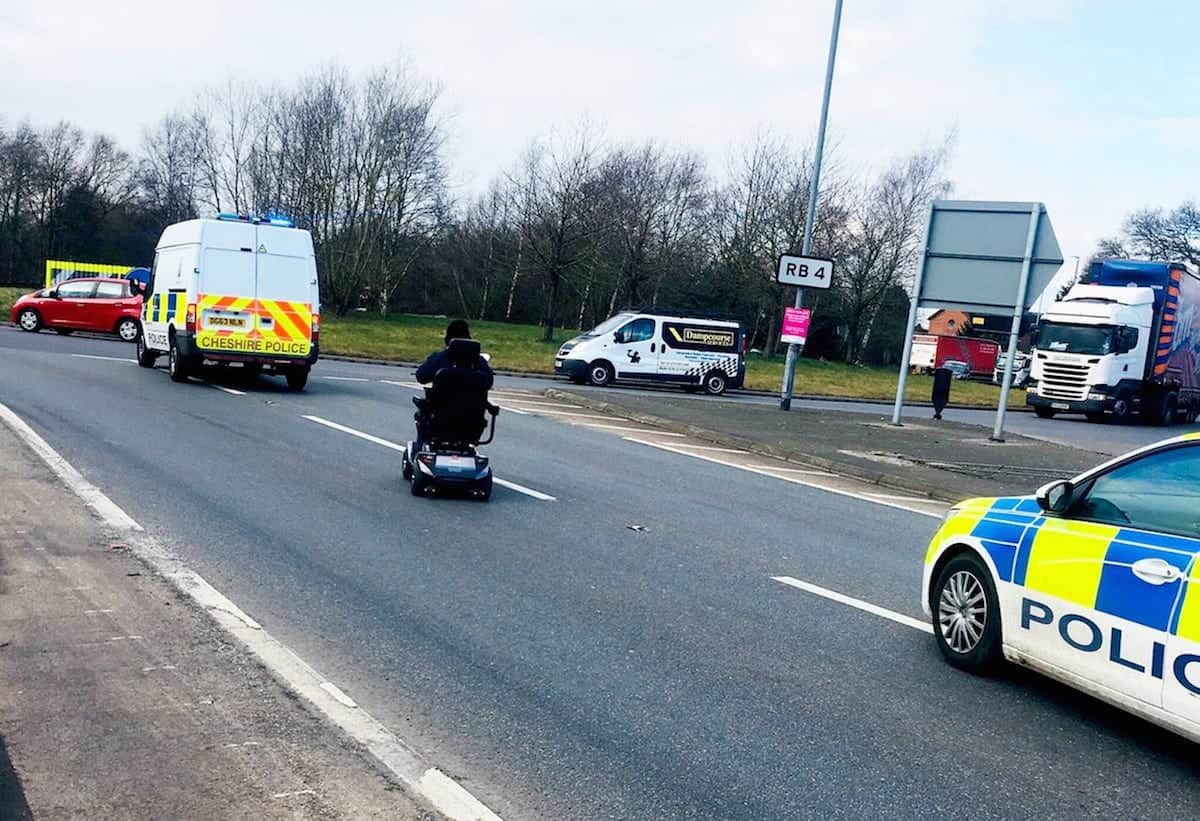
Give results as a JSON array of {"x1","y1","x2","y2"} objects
[
  {"x1": 1, "y1": 287, "x2": 25, "y2": 318},
  {"x1": 324, "y1": 313, "x2": 1022, "y2": 406}
]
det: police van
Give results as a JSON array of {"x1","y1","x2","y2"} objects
[
  {"x1": 554, "y1": 312, "x2": 745, "y2": 395},
  {"x1": 923, "y1": 432, "x2": 1200, "y2": 742},
  {"x1": 135, "y1": 214, "x2": 320, "y2": 390}
]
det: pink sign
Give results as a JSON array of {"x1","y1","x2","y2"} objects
[{"x1": 781, "y1": 307, "x2": 811, "y2": 345}]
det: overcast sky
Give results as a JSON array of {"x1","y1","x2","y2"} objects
[{"x1": 3, "y1": 0, "x2": 1196, "y2": 284}]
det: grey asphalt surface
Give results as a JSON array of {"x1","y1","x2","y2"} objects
[{"x1": 3, "y1": 326, "x2": 1199, "y2": 820}]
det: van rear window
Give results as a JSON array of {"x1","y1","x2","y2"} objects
[{"x1": 662, "y1": 322, "x2": 739, "y2": 351}]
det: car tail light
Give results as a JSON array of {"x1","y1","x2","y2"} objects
[
  {"x1": 312, "y1": 313, "x2": 320, "y2": 344},
  {"x1": 185, "y1": 304, "x2": 196, "y2": 333}
]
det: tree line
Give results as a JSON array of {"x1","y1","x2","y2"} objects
[{"x1": 4, "y1": 61, "x2": 1194, "y2": 363}]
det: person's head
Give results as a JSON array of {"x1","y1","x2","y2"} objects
[{"x1": 445, "y1": 319, "x2": 471, "y2": 346}]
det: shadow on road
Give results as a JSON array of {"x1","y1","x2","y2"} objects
[{"x1": 0, "y1": 733, "x2": 33, "y2": 821}]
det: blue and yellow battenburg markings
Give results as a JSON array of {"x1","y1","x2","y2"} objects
[
  {"x1": 928, "y1": 493, "x2": 1200, "y2": 641},
  {"x1": 143, "y1": 292, "x2": 186, "y2": 325}
]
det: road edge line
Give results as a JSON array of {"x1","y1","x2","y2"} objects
[
  {"x1": 771, "y1": 575, "x2": 934, "y2": 634},
  {"x1": 0, "y1": 400, "x2": 504, "y2": 821}
]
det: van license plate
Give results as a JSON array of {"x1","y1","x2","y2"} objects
[
  {"x1": 1051, "y1": 402, "x2": 1069, "y2": 410},
  {"x1": 435, "y1": 455, "x2": 474, "y2": 471}
]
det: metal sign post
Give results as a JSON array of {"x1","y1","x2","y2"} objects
[
  {"x1": 780, "y1": 0, "x2": 843, "y2": 412},
  {"x1": 891, "y1": 200, "x2": 1063, "y2": 432}
]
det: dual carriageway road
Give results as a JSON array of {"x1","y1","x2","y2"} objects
[{"x1": 1, "y1": 327, "x2": 1197, "y2": 819}]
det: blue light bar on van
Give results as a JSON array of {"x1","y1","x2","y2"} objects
[
  {"x1": 267, "y1": 216, "x2": 293, "y2": 227},
  {"x1": 217, "y1": 212, "x2": 251, "y2": 222}
]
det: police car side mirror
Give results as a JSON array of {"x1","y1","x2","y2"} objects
[{"x1": 1037, "y1": 479, "x2": 1075, "y2": 514}]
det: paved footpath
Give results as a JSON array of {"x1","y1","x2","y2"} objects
[{"x1": 0, "y1": 424, "x2": 433, "y2": 820}]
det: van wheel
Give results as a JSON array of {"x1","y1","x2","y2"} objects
[
  {"x1": 168, "y1": 335, "x2": 190, "y2": 383},
  {"x1": 286, "y1": 367, "x2": 309, "y2": 391},
  {"x1": 16, "y1": 308, "x2": 41, "y2": 332},
  {"x1": 588, "y1": 361, "x2": 614, "y2": 387},
  {"x1": 930, "y1": 553, "x2": 1002, "y2": 673},
  {"x1": 136, "y1": 334, "x2": 157, "y2": 368},
  {"x1": 703, "y1": 371, "x2": 728, "y2": 396},
  {"x1": 116, "y1": 317, "x2": 140, "y2": 343}
]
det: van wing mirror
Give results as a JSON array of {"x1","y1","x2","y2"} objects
[{"x1": 1036, "y1": 479, "x2": 1075, "y2": 514}]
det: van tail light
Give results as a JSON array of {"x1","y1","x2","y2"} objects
[
  {"x1": 312, "y1": 314, "x2": 320, "y2": 344},
  {"x1": 185, "y1": 304, "x2": 197, "y2": 333},
  {"x1": 742, "y1": 336, "x2": 748, "y2": 354}
]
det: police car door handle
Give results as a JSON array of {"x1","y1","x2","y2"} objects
[{"x1": 1131, "y1": 558, "x2": 1181, "y2": 585}]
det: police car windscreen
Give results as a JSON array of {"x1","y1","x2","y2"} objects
[{"x1": 662, "y1": 322, "x2": 739, "y2": 351}]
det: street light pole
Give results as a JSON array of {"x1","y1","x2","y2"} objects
[{"x1": 781, "y1": 0, "x2": 844, "y2": 411}]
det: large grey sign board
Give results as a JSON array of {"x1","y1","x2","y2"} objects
[
  {"x1": 918, "y1": 201, "x2": 1062, "y2": 314},
  {"x1": 892, "y1": 200, "x2": 1064, "y2": 441}
]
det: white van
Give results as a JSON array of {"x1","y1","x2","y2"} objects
[
  {"x1": 554, "y1": 312, "x2": 745, "y2": 395},
  {"x1": 135, "y1": 214, "x2": 320, "y2": 390}
]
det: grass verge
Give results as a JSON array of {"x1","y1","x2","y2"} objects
[{"x1": 323, "y1": 313, "x2": 1027, "y2": 406}]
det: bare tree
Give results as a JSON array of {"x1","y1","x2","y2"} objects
[
  {"x1": 1099, "y1": 202, "x2": 1200, "y2": 268},
  {"x1": 139, "y1": 114, "x2": 199, "y2": 223}
]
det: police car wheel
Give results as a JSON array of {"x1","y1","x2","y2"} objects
[
  {"x1": 932, "y1": 554, "x2": 1002, "y2": 672},
  {"x1": 588, "y1": 361, "x2": 614, "y2": 387}
]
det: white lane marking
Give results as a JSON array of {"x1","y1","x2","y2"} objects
[
  {"x1": 320, "y1": 681, "x2": 358, "y2": 708},
  {"x1": 143, "y1": 665, "x2": 177, "y2": 672},
  {"x1": 500, "y1": 405, "x2": 530, "y2": 416},
  {"x1": 754, "y1": 466, "x2": 835, "y2": 476},
  {"x1": 493, "y1": 478, "x2": 556, "y2": 501},
  {"x1": 0, "y1": 403, "x2": 142, "y2": 531},
  {"x1": 0, "y1": 403, "x2": 505, "y2": 821},
  {"x1": 772, "y1": 576, "x2": 933, "y2": 634},
  {"x1": 523, "y1": 410, "x2": 614, "y2": 421},
  {"x1": 578, "y1": 424, "x2": 686, "y2": 437},
  {"x1": 71, "y1": 353, "x2": 130, "y2": 363},
  {"x1": 324, "y1": 376, "x2": 370, "y2": 382},
  {"x1": 865, "y1": 492, "x2": 934, "y2": 503},
  {"x1": 623, "y1": 437, "x2": 943, "y2": 519},
  {"x1": 85, "y1": 609, "x2": 114, "y2": 615},
  {"x1": 378, "y1": 379, "x2": 423, "y2": 389},
  {"x1": 668, "y1": 444, "x2": 745, "y2": 454},
  {"x1": 302, "y1": 415, "x2": 556, "y2": 502},
  {"x1": 213, "y1": 385, "x2": 246, "y2": 396}
]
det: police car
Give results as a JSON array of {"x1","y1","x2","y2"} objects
[{"x1": 923, "y1": 432, "x2": 1200, "y2": 742}]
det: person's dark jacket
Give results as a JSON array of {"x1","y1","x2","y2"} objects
[{"x1": 415, "y1": 348, "x2": 494, "y2": 389}]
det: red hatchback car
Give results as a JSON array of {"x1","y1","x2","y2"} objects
[{"x1": 11, "y1": 278, "x2": 143, "y2": 342}]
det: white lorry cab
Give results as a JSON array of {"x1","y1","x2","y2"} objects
[
  {"x1": 136, "y1": 214, "x2": 320, "y2": 390},
  {"x1": 554, "y1": 312, "x2": 745, "y2": 395}
]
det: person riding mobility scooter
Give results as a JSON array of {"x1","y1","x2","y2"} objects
[{"x1": 402, "y1": 337, "x2": 499, "y2": 500}]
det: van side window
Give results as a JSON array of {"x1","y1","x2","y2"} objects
[{"x1": 617, "y1": 318, "x2": 655, "y2": 344}]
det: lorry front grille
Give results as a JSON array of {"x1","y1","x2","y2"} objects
[{"x1": 1039, "y1": 361, "x2": 1090, "y2": 401}]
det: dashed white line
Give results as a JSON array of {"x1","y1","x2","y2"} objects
[
  {"x1": 70, "y1": 353, "x2": 130, "y2": 362},
  {"x1": 302, "y1": 415, "x2": 556, "y2": 501},
  {"x1": 623, "y1": 436, "x2": 943, "y2": 519},
  {"x1": 213, "y1": 385, "x2": 246, "y2": 396},
  {"x1": 499, "y1": 405, "x2": 530, "y2": 415},
  {"x1": 668, "y1": 444, "x2": 745, "y2": 454},
  {"x1": 378, "y1": 379, "x2": 423, "y2": 389},
  {"x1": 771, "y1": 575, "x2": 933, "y2": 634},
  {"x1": 324, "y1": 376, "x2": 370, "y2": 382}
]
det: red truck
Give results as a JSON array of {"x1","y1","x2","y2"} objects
[{"x1": 908, "y1": 334, "x2": 1000, "y2": 379}]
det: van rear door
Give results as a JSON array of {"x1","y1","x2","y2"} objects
[
  {"x1": 196, "y1": 222, "x2": 258, "y2": 354},
  {"x1": 253, "y1": 226, "x2": 315, "y2": 359}
]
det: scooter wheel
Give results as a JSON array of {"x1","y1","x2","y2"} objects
[
  {"x1": 476, "y1": 475, "x2": 493, "y2": 501},
  {"x1": 402, "y1": 461, "x2": 413, "y2": 481},
  {"x1": 411, "y1": 474, "x2": 427, "y2": 496}
]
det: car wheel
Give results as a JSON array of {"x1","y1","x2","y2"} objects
[
  {"x1": 168, "y1": 335, "x2": 190, "y2": 383},
  {"x1": 1034, "y1": 406, "x2": 1055, "y2": 419},
  {"x1": 931, "y1": 553, "x2": 1003, "y2": 672},
  {"x1": 136, "y1": 333, "x2": 157, "y2": 368},
  {"x1": 16, "y1": 308, "x2": 41, "y2": 332},
  {"x1": 116, "y1": 317, "x2": 139, "y2": 343},
  {"x1": 588, "y1": 361, "x2": 614, "y2": 387},
  {"x1": 286, "y1": 367, "x2": 309, "y2": 391},
  {"x1": 703, "y1": 371, "x2": 727, "y2": 396}
]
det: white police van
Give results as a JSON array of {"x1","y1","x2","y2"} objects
[
  {"x1": 135, "y1": 214, "x2": 320, "y2": 390},
  {"x1": 554, "y1": 312, "x2": 745, "y2": 395}
]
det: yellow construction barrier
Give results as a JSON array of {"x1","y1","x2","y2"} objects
[{"x1": 45, "y1": 259, "x2": 140, "y2": 288}]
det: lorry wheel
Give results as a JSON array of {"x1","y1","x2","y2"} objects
[
  {"x1": 588, "y1": 361, "x2": 614, "y2": 387},
  {"x1": 1111, "y1": 392, "x2": 1133, "y2": 424},
  {"x1": 286, "y1": 367, "x2": 310, "y2": 391},
  {"x1": 1158, "y1": 392, "x2": 1179, "y2": 426},
  {"x1": 1034, "y1": 407, "x2": 1056, "y2": 419},
  {"x1": 168, "y1": 335, "x2": 190, "y2": 383},
  {"x1": 1086, "y1": 412, "x2": 1106, "y2": 424},
  {"x1": 136, "y1": 334, "x2": 157, "y2": 368}
]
